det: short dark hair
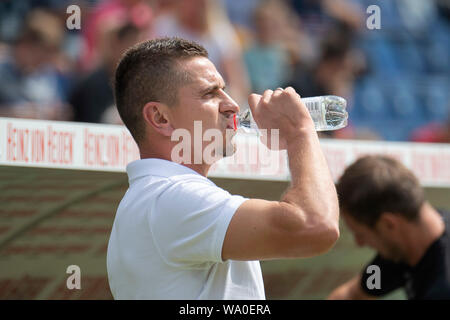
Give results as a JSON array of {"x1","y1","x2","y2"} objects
[
  {"x1": 114, "y1": 37, "x2": 208, "y2": 144},
  {"x1": 336, "y1": 155, "x2": 425, "y2": 227}
]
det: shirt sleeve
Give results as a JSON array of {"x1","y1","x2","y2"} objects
[
  {"x1": 360, "y1": 254, "x2": 408, "y2": 297},
  {"x1": 423, "y1": 276, "x2": 450, "y2": 299},
  {"x1": 148, "y1": 177, "x2": 247, "y2": 269}
]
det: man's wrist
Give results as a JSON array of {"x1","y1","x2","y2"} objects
[{"x1": 285, "y1": 126, "x2": 317, "y2": 146}]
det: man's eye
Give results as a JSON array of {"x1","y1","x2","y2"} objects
[{"x1": 204, "y1": 91, "x2": 216, "y2": 98}]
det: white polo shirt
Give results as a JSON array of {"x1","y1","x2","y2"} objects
[{"x1": 106, "y1": 158, "x2": 265, "y2": 299}]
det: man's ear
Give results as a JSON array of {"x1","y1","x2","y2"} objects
[
  {"x1": 377, "y1": 212, "x2": 400, "y2": 233},
  {"x1": 142, "y1": 102, "x2": 174, "y2": 137}
]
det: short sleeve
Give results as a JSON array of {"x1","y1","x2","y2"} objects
[
  {"x1": 148, "y1": 177, "x2": 247, "y2": 269},
  {"x1": 360, "y1": 254, "x2": 408, "y2": 297}
]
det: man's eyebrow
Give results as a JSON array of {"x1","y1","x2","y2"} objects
[{"x1": 199, "y1": 83, "x2": 226, "y2": 95}]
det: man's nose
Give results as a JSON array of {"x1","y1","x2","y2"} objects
[{"x1": 219, "y1": 91, "x2": 240, "y2": 115}]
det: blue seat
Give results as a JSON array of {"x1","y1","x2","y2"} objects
[
  {"x1": 382, "y1": 80, "x2": 425, "y2": 126},
  {"x1": 352, "y1": 77, "x2": 431, "y2": 141},
  {"x1": 423, "y1": 41, "x2": 449, "y2": 73},
  {"x1": 393, "y1": 41, "x2": 426, "y2": 74},
  {"x1": 366, "y1": 37, "x2": 401, "y2": 76},
  {"x1": 353, "y1": 79, "x2": 389, "y2": 121},
  {"x1": 423, "y1": 78, "x2": 449, "y2": 122},
  {"x1": 369, "y1": 120, "x2": 415, "y2": 141}
]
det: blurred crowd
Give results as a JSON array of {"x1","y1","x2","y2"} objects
[{"x1": 0, "y1": 0, "x2": 449, "y2": 142}]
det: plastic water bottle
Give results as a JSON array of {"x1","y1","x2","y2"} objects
[{"x1": 233, "y1": 95, "x2": 348, "y2": 133}]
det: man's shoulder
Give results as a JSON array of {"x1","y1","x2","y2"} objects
[
  {"x1": 138, "y1": 171, "x2": 216, "y2": 190},
  {"x1": 439, "y1": 209, "x2": 450, "y2": 228},
  {"x1": 437, "y1": 209, "x2": 450, "y2": 251},
  {"x1": 423, "y1": 271, "x2": 450, "y2": 299},
  {"x1": 127, "y1": 171, "x2": 225, "y2": 205},
  {"x1": 410, "y1": 209, "x2": 450, "y2": 299},
  {"x1": 126, "y1": 159, "x2": 213, "y2": 184}
]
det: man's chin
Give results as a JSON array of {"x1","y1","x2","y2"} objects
[{"x1": 223, "y1": 140, "x2": 237, "y2": 158}]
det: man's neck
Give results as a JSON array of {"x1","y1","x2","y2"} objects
[
  {"x1": 139, "y1": 149, "x2": 210, "y2": 177},
  {"x1": 403, "y1": 203, "x2": 445, "y2": 266},
  {"x1": 183, "y1": 163, "x2": 210, "y2": 177}
]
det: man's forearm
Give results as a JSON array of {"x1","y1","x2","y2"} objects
[
  {"x1": 282, "y1": 129, "x2": 339, "y2": 231},
  {"x1": 328, "y1": 275, "x2": 376, "y2": 300}
]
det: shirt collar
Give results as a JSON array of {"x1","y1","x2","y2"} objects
[{"x1": 126, "y1": 158, "x2": 204, "y2": 184}]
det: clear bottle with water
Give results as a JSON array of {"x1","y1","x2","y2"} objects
[{"x1": 234, "y1": 95, "x2": 348, "y2": 133}]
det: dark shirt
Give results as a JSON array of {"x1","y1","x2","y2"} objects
[
  {"x1": 69, "y1": 66, "x2": 114, "y2": 123},
  {"x1": 360, "y1": 211, "x2": 450, "y2": 299}
]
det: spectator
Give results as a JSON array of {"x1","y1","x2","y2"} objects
[
  {"x1": 70, "y1": 19, "x2": 145, "y2": 124},
  {"x1": 285, "y1": 26, "x2": 367, "y2": 139},
  {"x1": 80, "y1": 0, "x2": 153, "y2": 71},
  {"x1": 153, "y1": 0, "x2": 251, "y2": 107},
  {"x1": 287, "y1": 26, "x2": 359, "y2": 99},
  {"x1": 243, "y1": 0, "x2": 291, "y2": 93},
  {"x1": 243, "y1": 0, "x2": 313, "y2": 93},
  {"x1": 0, "y1": 9, "x2": 72, "y2": 120},
  {"x1": 288, "y1": 0, "x2": 364, "y2": 35},
  {"x1": 286, "y1": 0, "x2": 364, "y2": 83},
  {"x1": 221, "y1": 0, "x2": 262, "y2": 31}
]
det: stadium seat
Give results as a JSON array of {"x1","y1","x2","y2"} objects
[
  {"x1": 424, "y1": 41, "x2": 450, "y2": 73},
  {"x1": 384, "y1": 80, "x2": 425, "y2": 125},
  {"x1": 423, "y1": 78, "x2": 449, "y2": 122},
  {"x1": 359, "y1": 35, "x2": 400, "y2": 77},
  {"x1": 393, "y1": 41, "x2": 426, "y2": 74},
  {"x1": 353, "y1": 78, "x2": 389, "y2": 121}
]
